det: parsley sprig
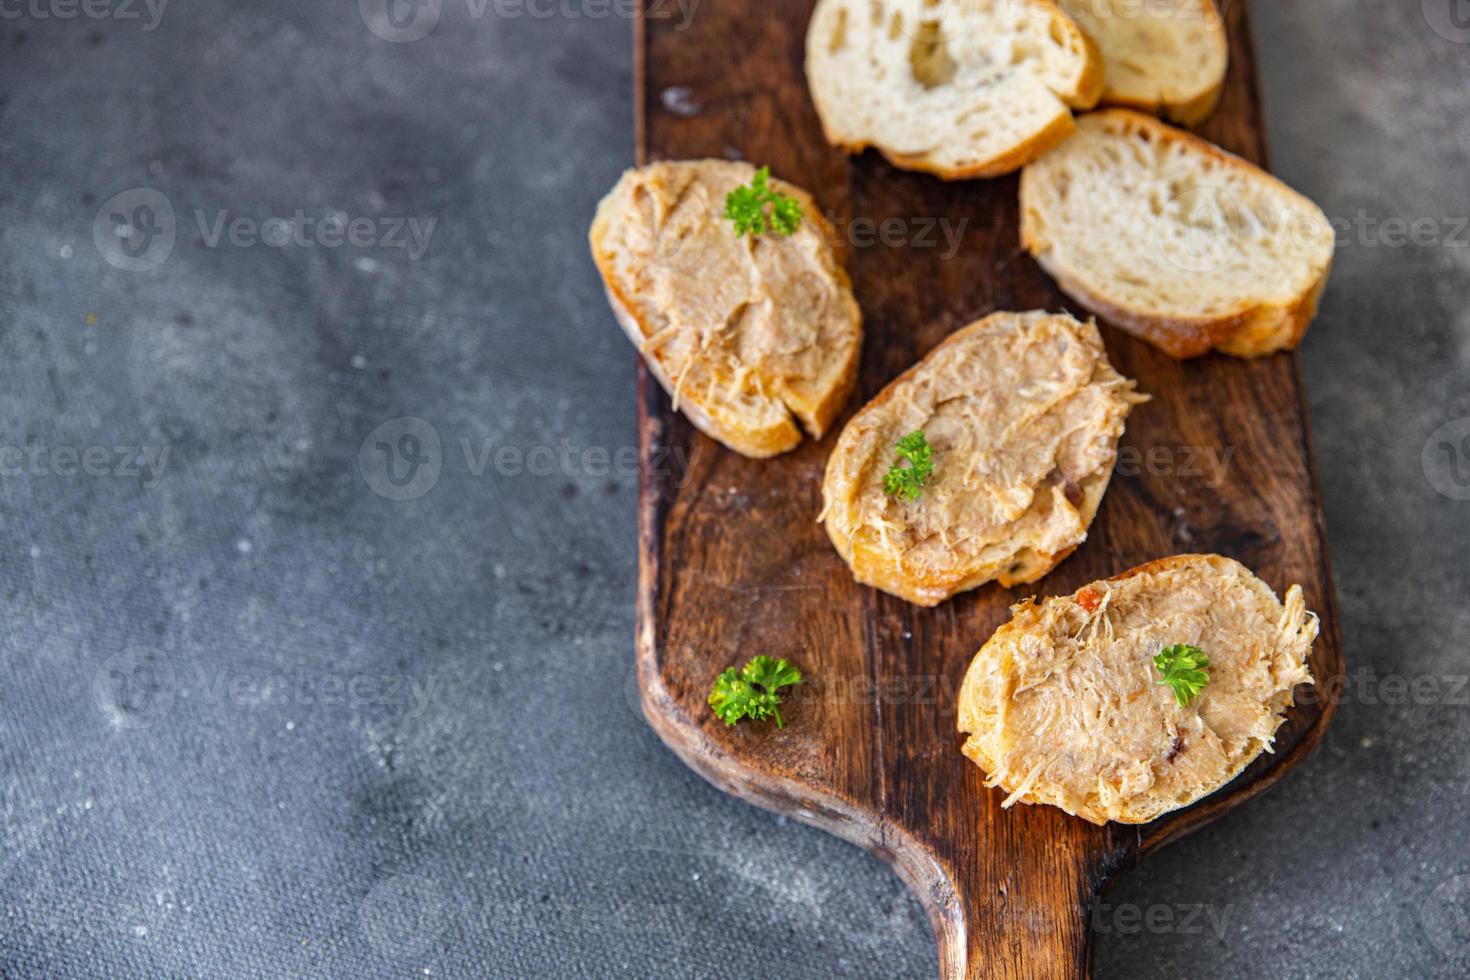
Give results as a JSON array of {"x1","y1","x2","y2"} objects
[
  {"x1": 723, "y1": 167, "x2": 803, "y2": 238},
  {"x1": 708, "y1": 656, "x2": 802, "y2": 728},
  {"x1": 882, "y1": 431, "x2": 935, "y2": 501},
  {"x1": 1154, "y1": 644, "x2": 1211, "y2": 708}
]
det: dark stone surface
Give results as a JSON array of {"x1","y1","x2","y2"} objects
[{"x1": 0, "y1": 1, "x2": 1466, "y2": 977}]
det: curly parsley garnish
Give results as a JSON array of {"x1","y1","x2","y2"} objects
[
  {"x1": 1154, "y1": 644, "x2": 1211, "y2": 708},
  {"x1": 882, "y1": 430, "x2": 935, "y2": 501},
  {"x1": 708, "y1": 656, "x2": 802, "y2": 728},
  {"x1": 723, "y1": 166, "x2": 803, "y2": 238}
]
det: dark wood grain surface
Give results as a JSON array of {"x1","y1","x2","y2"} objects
[{"x1": 632, "y1": 2, "x2": 1343, "y2": 976}]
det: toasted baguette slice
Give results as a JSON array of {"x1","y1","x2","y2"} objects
[
  {"x1": 804, "y1": 0, "x2": 1104, "y2": 179},
  {"x1": 1057, "y1": 0, "x2": 1227, "y2": 126},
  {"x1": 1021, "y1": 110, "x2": 1335, "y2": 358},
  {"x1": 958, "y1": 554, "x2": 1318, "y2": 825},
  {"x1": 820, "y1": 311, "x2": 1146, "y2": 606},
  {"x1": 589, "y1": 161, "x2": 863, "y2": 458}
]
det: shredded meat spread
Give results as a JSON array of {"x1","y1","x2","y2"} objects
[
  {"x1": 958, "y1": 555, "x2": 1318, "y2": 825},
  {"x1": 823, "y1": 312, "x2": 1147, "y2": 604},
  {"x1": 602, "y1": 161, "x2": 858, "y2": 432}
]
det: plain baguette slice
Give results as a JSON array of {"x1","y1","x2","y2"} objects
[
  {"x1": 805, "y1": 0, "x2": 1104, "y2": 179},
  {"x1": 1057, "y1": 0, "x2": 1227, "y2": 125},
  {"x1": 589, "y1": 160, "x2": 863, "y2": 458},
  {"x1": 820, "y1": 311, "x2": 1146, "y2": 606},
  {"x1": 1021, "y1": 109, "x2": 1335, "y2": 358},
  {"x1": 957, "y1": 554, "x2": 1318, "y2": 825}
]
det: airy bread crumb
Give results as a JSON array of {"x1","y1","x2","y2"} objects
[
  {"x1": 805, "y1": 0, "x2": 1103, "y2": 178},
  {"x1": 1021, "y1": 109, "x2": 1335, "y2": 358}
]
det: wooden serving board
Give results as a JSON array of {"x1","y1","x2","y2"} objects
[{"x1": 631, "y1": 2, "x2": 1343, "y2": 976}]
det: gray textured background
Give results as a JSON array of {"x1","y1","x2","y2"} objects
[{"x1": 1, "y1": 1, "x2": 1468, "y2": 977}]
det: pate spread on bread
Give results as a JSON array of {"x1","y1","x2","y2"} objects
[
  {"x1": 958, "y1": 554, "x2": 1318, "y2": 825},
  {"x1": 590, "y1": 160, "x2": 863, "y2": 458},
  {"x1": 820, "y1": 311, "x2": 1146, "y2": 606},
  {"x1": 804, "y1": 0, "x2": 1103, "y2": 178}
]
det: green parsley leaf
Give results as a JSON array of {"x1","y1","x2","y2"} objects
[
  {"x1": 1153, "y1": 644, "x2": 1211, "y2": 708},
  {"x1": 708, "y1": 656, "x2": 803, "y2": 728},
  {"x1": 882, "y1": 430, "x2": 935, "y2": 501},
  {"x1": 723, "y1": 166, "x2": 804, "y2": 238}
]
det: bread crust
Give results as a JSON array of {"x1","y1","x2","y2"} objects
[
  {"x1": 881, "y1": 109, "x2": 1079, "y2": 182},
  {"x1": 957, "y1": 554, "x2": 1318, "y2": 824},
  {"x1": 1020, "y1": 109, "x2": 1334, "y2": 359},
  {"x1": 821, "y1": 311, "x2": 1146, "y2": 606},
  {"x1": 590, "y1": 161, "x2": 863, "y2": 457},
  {"x1": 1105, "y1": 79, "x2": 1224, "y2": 130},
  {"x1": 804, "y1": 0, "x2": 1104, "y2": 180}
]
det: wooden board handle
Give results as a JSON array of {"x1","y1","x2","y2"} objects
[{"x1": 885, "y1": 835, "x2": 1115, "y2": 979}]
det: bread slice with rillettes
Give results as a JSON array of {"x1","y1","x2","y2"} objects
[
  {"x1": 958, "y1": 554, "x2": 1318, "y2": 825},
  {"x1": 820, "y1": 310, "x2": 1146, "y2": 606},
  {"x1": 590, "y1": 160, "x2": 863, "y2": 458}
]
